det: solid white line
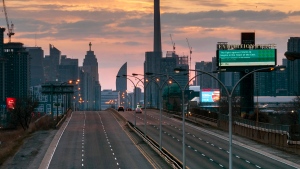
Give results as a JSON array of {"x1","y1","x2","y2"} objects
[{"x1": 43, "y1": 112, "x2": 74, "y2": 169}]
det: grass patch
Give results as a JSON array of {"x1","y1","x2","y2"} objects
[{"x1": 0, "y1": 115, "x2": 55, "y2": 166}]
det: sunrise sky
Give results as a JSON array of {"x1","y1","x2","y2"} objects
[{"x1": 1, "y1": 0, "x2": 300, "y2": 91}]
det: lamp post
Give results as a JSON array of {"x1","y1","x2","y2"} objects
[
  {"x1": 132, "y1": 73, "x2": 171, "y2": 141},
  {"x1": 140, "y1": 72, "x2": 175, "y2": 150},
  {"x1": 117, "y1": 75, "x2": 140, "y2": 127},
  {"x1": 131, "y1": 74, "x2": 149, "y2": 137},
  {"x1": 175, "y1": 65, "x2": 285, "y2": 169}
]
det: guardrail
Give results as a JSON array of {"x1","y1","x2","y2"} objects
[
  {"x1": 127, "y1": 121, "x2": 185, "y2": 169},
  {"x1": 218, "y1": 114, "x2": 290, "y2": 134},
  {"x1": 109, "y1": 108, "x2": 185, "y2": 168}
]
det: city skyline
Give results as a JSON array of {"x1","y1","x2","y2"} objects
[{"x1": 1, "y1": 0, "x2": 299, "y2": 91}]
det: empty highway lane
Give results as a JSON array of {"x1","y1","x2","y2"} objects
[{"x1": 48, "y1": 111, "x2": 154, "y2": 169}]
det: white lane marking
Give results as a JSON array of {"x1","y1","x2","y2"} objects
[
  {"x1": 81, "y1": 111, "x2": 86, "y2": 167},
  {"x1": 97, "y1": 112, "x2": 121, "y2": 169},
  {"x1": 45, "y1": 111, "x2": 74, "y2": 169},
  {"x1": 181, "y1": 119, "x2": 300, "y2": 169}
]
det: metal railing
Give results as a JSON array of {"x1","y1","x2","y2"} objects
[{"x1": 218, "y1": 114, "x2": 290, "y2": 134}]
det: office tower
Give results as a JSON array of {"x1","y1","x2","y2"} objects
[
  {"x1": 100, "y1": 89, "x2": 119, "y2": 110},
  {"x1": 287, "y1": 37, "x2": 300, "y2": 95},
  {"x1": 161, "y1": 51, "x2": 189, "y2": 87},
  {"x1": 27, "y1": 47, "x2": 44, "y2": 86},
  {"x1": 58, "y1": 56, "x2": 79, "y2": 82},
  {"x1": 116, "y1": 62, "x2": 127, "y2": 108},
  {"x1": 195, "y1": 61, "x2": 213, "y2": 88},
  {"x1": 81, "y1": 42, "x2": 101, "y2": 110},
  {"x1": 0, "y1": 27, "x2": 6, "y2": 125},
  {"x1": 44, "y1": 44, "x2": 61, "y2": 81},
  {"x1": 4, "y1": 42, "x2": 30, "y2": 99},
  {"x1": 83, "y1": 42, "x2": 99, "y2": 81}
]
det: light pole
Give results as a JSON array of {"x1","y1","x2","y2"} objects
[
  {"x1": 141, "y1": 72, "x2": 175, "y2": 150},
  {"x1": 132, "y1": 73, "x2": 171, "y2": 142},
  {"x1": 117, "y1": 75, "x2": 140, "y2": 127},
  {"x1": 175, "y1": 65, "x2": 285, "y2": 169},
  {"x1": 131, "y1": 74, "x2": 149, "y2": 137}
]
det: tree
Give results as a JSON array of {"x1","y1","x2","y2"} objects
[{"x1": 10, "y1": 97, "x2": 39, "y2": 130}]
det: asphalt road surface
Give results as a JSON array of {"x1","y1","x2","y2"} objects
[
  {"x1": 121, "y1": 109, "x2": 300, "y2": 169},
  {"x1": 48, "y1": 111, "x2": 155, "y2": 169}
]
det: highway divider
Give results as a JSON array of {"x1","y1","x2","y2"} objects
[
  {"x1": 127, "y1": 121, "x2": 185, "y2": 169},
  {"x1": 108, "y1": 108, "x2": 186, "y2": 169}
]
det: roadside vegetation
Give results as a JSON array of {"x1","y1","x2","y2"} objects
[{"x1": 0, "y1": 96, "x2": 57, "y2": 166}]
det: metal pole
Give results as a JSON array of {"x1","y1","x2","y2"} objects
[
  {"x1": 56, "y1": 94, "x2": 58, "y2": 124},
  {"x1": 228, "y1": 95, "x2": 232, "y2": 169},
  {"x1": 134, "y1": 86, "x2": 136, "y2": 127},
  {"x1": 159, "y1": 88, "x2": 162, "y2": 150},
  {"x1": 182, "y1": 90, "x2": 186, "y2": 168},
  {"x1": 51, "y1": 85, "x2": 54, "y2": 118},
  {"x1": 144, "y1": 89, "x2": 147, "y2": 137}
]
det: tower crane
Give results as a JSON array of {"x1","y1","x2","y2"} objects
[
  {"x1": 169, "y1": 34, "x2": 175, "y2": 52},
  {"x1": 186, "y1": 38, "x2": 193, "y2": 82},
  {"x1": 2, "y1": 0, "x2": 14, "y2": 42}
]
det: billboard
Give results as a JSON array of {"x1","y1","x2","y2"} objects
[
  {"x1": 218, "y1": 49, "x2": 276, "y2": 67},
  {"x1": 6, "y1": 97, "x2": 16, "y2": 110},
  {"x1": 201, "y1": 89, "x2": 220, "y2": 103}
]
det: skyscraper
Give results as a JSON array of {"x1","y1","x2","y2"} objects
[
  {"x1": 116, "y1": 62, "x2": 127, "y2": 108},
  {"x1": 0, "y1": 27, "x2": 6, "y2": 124},
  {"x1": 27, "y1": 47, "x2": 44, "y2": 86},
  {"x1": 44, "y1": 44, "x2": 61, "y2": 81},
  {"x1": 4, "y1": 42, "x2": 30, "y2": 99},
  {"x1": 83, "y1": 42, "x2": 99, "y2": 81},
  {"x1": 58, "y1": 56, "x2": 79, "y2": 82},
  {"x1": 144, "y1": 0, "x2": 163, "y2": 108},
  {"x1": 287, "y1": 37, "x2": 300, "y2": 95},
  {"x1": 81, "y1": 42, "x2": 101, "y2": 110}
]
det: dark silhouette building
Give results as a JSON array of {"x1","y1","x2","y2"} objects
[
  {"x1": 58, "y1": 55, "x2": 79, "y2": 82},
  {"x1": 116, "y1": 62, "x2": 127, "y2": 108},
  {"x1": 44, "y1": 44, "x2": 61, "y2": 81},
  {"x1": 3, "y1": 42, "x2": 30, "y2": 99},
  {"x1": 287, "y1": 37, "x2": 300, "y2": 95},
  {"x1": 81, "y1": 42, "x2": 101, "y2": 110},
  {"x1": 27, "y1": 47, "x2": 44, "y2": 86}
]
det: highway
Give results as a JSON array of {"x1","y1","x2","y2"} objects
[
  {"x1": 121, "y1": 109, "x2": 299, "y2": 169},
  {"x1": 48, "y1": 111, "x2": 155, "y2": 169}
]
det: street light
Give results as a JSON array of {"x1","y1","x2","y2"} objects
[
  {"x1": 132, "y1": 73, "x2": 170, "y2": 142},
  {"x1": 175, "y1": 65, "x2": 286, "y2": 169},
  {"x1": 117, "y1": 75, "x2": 141, "y2": 127},
  {"x1": 141, "y1": 72, "x2": 176, "y2": 151},
  {"x1": 284, "y1": 51, "x2": 300, "y2": 61}
]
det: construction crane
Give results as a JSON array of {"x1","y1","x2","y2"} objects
[
  {"x1": 186, "y1": 38, "x2": 192, "y2": 65},
  {"x1": 2, "y1": 0, "x2": 14, "y2": 42},
  {"x1": 169, "y1": 34, "x2": 175, "y2": 52},
  {"x1": 186, "y1": 38, "x2": 193, "y2": 82}
]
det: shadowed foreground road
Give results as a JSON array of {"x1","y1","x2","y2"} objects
[{"x1": 48, "y1": 111, "x2": 154, "y2": 169}]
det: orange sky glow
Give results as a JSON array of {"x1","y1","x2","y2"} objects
[{"x1": 1, "y1": 0, "x2": 300, "y2": 92}]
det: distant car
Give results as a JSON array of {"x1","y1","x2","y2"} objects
[
  {"x1": 117, "y1": 106, "x2": 124, "y2": 112},
  {"x1": 135, "y1": 107, "x2": 142, "y2": 113}
]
